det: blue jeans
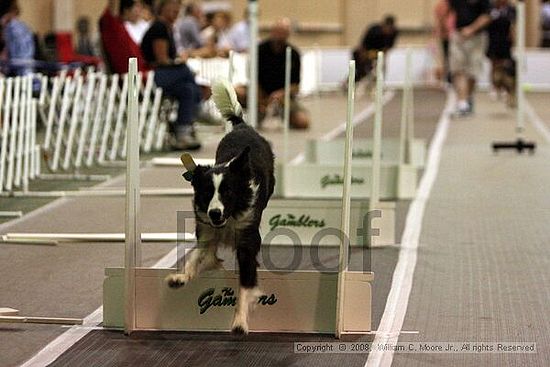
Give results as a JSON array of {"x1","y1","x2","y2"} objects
[{"x1": 154, "y1": 64, "x2": 201, "y2": 134}]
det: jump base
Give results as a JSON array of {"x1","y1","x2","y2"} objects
[{"x1": 104, "y1": 267, "x2": 373, "y2": 334}]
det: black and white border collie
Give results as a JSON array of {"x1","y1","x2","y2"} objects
[{"x1": 166, "y1": 80, "x2": 275, "y2": 334}]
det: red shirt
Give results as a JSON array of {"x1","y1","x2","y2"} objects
[{"x1": 99, "y1": 7, "x2": 149, "y2": 73}]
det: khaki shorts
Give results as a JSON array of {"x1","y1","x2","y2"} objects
[{"x1": 449, "y1": 32, "x2": 487, "y2": 78}]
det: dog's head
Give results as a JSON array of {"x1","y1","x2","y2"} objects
[{"x1": 191, "y1": 147, "x2": 256, "y2": 227}]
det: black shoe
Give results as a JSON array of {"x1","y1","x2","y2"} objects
[{"x1": 170, "y1": 133, "x2": 201, "y2": 151}]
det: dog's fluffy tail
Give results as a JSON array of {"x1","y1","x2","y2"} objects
[{"x1": 212, "y1": 79, "x2": 245, "y2": 126}]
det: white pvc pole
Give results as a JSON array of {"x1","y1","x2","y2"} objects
[
  {"x1": 0, "y1": 78, "x2": 8, "y2": 193},
  {"x1": 62, "y1": 76, "x2": 84, "y2": 170},
  {"x1": 516, "y1": 1, "x2": 525, "y2": 133},
  {"x1": 51, "y1": 78, "x2": 73, "y2": 171},
  {"x1": 14, "y1": 76, "x2": 27, "y2": 188},
  {"x1": 99, "y1": 74, "x2": 120, "y2": 163},
  {"x1": 247, "y1": 0, "x2": 259, "y2": 128},
  {"x1": 75, "y1": 73, "x2": 97, "y2": 168},
  {"x1": 23, "y1": 76, "x2": 32, "y2": 192},
  {"x1": 30, "y1": 100, "x2": 37, "y2": 179},
  {"x1": 144, "y1": 88, "x2": 162, "y2": 152},
  {"x1": 43, "y1": 76, "x2": 61, "y2": 150},
  {"x1": 86, "y1": 74, "x2": 108, "y2": 166},
  {"x1": 335, "y1": 60, "x2": 355, "y2": 338},
  {"x1": 399, "y1": 49, "x2": 411, "y2": 166},
  {"x1": 110, "y1": 74, "x2": 129, "y2": 161},
  {"x1": 369, "y1": 52, "x2": 384, "y2": 213},
  {"x1": 124, "y1": 58, "x2": 141, "y2": 335},
  {"x1": 6, "y1": 77, "x2": 21, "y2": 191},
  {"x1": 138, "y1": 72, "x2": 154, "y2": 144},
  {"x1": 283, "y1": 46, "x2": 291, "y2": 165}
]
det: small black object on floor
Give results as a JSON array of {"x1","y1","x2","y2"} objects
[{"x1": 492, "y1": 138, "x2": 536, "y2": 154}]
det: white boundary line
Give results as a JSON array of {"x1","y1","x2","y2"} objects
[
  {"x1": 20, "y1": 246, "x2": 185, "y2": 367},
  {"x1": 289, "y1": 91, "x2": 395, "y2": 165},
  {"x1": 365, "y1": 90, "x2": 454, "y2": 367},
  {"x1": 525, "y1": 100, "x2": 550, "y2": 144}
]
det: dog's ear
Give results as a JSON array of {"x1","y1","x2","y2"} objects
[
  {"x1": 190, "y1": 165, "x2": 208, "y2": 186},
  {"x1": 229, "y1": 146, "x2": 251, "y2": 173}
]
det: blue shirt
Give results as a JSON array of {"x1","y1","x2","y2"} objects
[{"x1": 4, "y1": 18, "x2": 35, "y2": 75}]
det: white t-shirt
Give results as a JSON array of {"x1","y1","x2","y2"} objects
[
  {"x1": 228, "y1": 21, "x2": 249, "y2": 52},
  {"x1": 124, "y1": 19, "x2": 152, "y2": 45}
]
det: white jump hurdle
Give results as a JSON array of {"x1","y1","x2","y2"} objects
[
  {"x1": 305, "y1": 49, "x2": 426, "y2": 169},
  {"x1": 103, "y1": 58, "x2": 373, "y2": 336},
  {"x1": 275, "y1": 52, "x2": 417, "y2": 200}
]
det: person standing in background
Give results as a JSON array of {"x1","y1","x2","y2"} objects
[
  {"x1": 447, "y1": 0, "x2": 491, "y2": 117},
  {"x1": 434, "y1": 0, "x2": 455, "y2": 84},
  {"x1": 0, "y1": 0, "x2": 35, "y2": 76}
]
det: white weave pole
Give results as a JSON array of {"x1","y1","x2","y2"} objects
[
  {"x1": 86, "y1": 74, "x2": 108, "y2": 167},
  {"x1": 335, "y1": 60, "x2": 355, "y2": 338},
  {"x1": 0, "y1": 78, "x2": 10, "y2": 193},
  {"x1": 124, "y1": 58, "x2": 141, "y2": 335},
  {"x1": 75, "y1": 73, "x2": 97, "y2": 168},
  {"x1": 247, "y1": 0, "x2": 259, "y2": 128},
  {"x1": 43, "y1": 76, "x2": 61, "y2": 150},
  {"x1": 110, "y1": 74, "x2": 129, "y2": 161},
  {"x1": 62, "y1": 76, "x2": 84, "y2": 171},
  {"x1": 6, "y1": 77, "x2": 21, "y2": 192},
  {"x1": 283, "y1": 46, "x2": 292, "y2": 166},
  {"x1": 369, "y1": 52, "x2": 384, "y2": 214},
  {"x1": 14, "y1": 76, "x2": 27, "y2": 188},
  {"x1": 51, "y1": 77, "x2": 74, "y2": 171},
  {"x1": 23, "y1": 76, "x2": 33, "y2": 192},
  {"x1": 98, "y1": 74, "x2": 120, "y2": 163}
]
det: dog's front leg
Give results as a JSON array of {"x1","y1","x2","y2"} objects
[
  {"x1": 231, "y1": 229, "x2": 261, "y2": 335},
  {"x1": 165, "y1": 243, "x2": 222, "y2": 288}
]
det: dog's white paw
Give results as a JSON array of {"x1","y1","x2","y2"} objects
[
  {"x1": 231, "y1": 316, "x2": 249, "y2": 335},
  {"x1": 165, "y1": 273, "x2": 190, "y2": 289}
]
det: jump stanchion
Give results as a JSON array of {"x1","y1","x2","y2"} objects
[
  {"x1": 102, "y1": 58, "x2": 373, "y2": 336},
  {"x1": 124, "y1": 58, "x2": 141, "y2": 334},
  {"x1": 61, "y1": 76, "x2": 84, "y2": 171},
  {"x1": 335, "y1": 60, "x2": 355, "y2": 338},
  {"x1": 491, "y1": 0, "x2": 536, "y2": 154}
]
